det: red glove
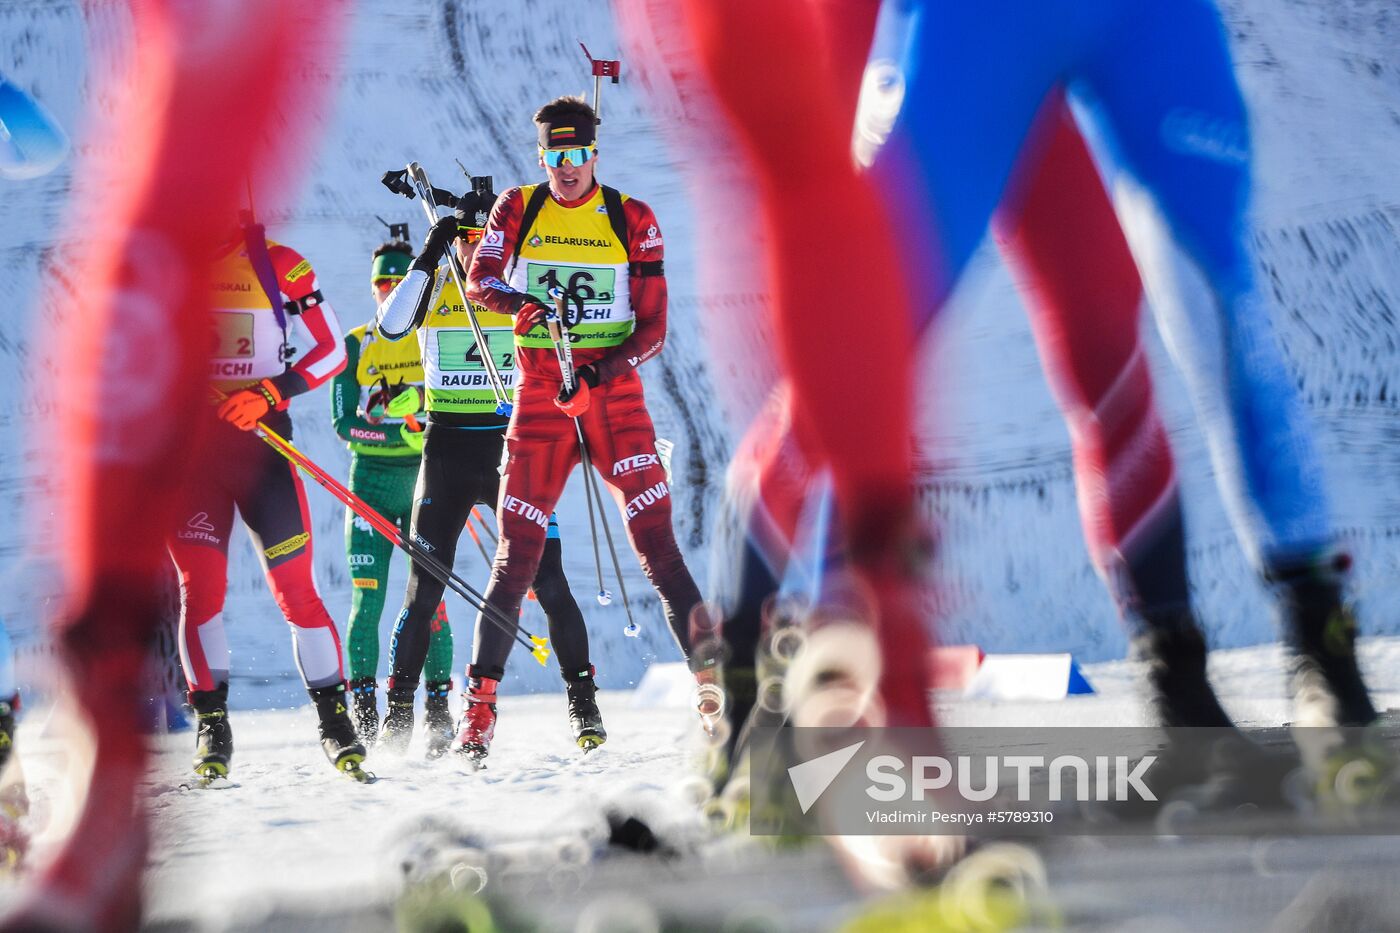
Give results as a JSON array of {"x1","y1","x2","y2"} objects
[
  {"x1": 217, "y1": 379, "x2": 282, "y2": 431},
  {"x1": 514, "y1": 301, "x2": 549, "y2": 337},
  {"x1": 555, "y1": 376, "x2": 591, "y2": 417}
]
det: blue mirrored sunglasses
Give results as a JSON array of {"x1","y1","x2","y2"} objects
[{"x1": 540, "y1": 145, "x2": 597, "y2": 168}]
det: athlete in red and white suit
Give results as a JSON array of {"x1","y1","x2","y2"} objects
[
  {"x1": 618, "y1": 0, "x2": 1227, "y2": 759},
  {"x1": 620, "y1": 0, "x2": 1197, "y2": 890},
  {"x1": 171, "y1": 234, "x2": 349, "y2": 697},
  {"x1": 719, "y1": 102, "x2": 1197, "y2": 740}
]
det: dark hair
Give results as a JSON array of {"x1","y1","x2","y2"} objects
[
  {"x1": 373, "y1": 240, "x2": 414, "y2": 260},
  {"x1": 534, "y1": 95, "x2": 596, "y2": 129}
]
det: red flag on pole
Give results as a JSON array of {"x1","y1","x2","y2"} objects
[{"x1": 579, "y1": 42, "x2": 622, "y2": 83}]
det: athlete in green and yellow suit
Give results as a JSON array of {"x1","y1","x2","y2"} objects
[{"x1": 331, "y1": 240, "x2": 453, "y2": 747}]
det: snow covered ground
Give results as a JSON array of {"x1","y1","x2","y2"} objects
[
  {"x1": 137, "y1": 694, "x2": 694, "y2": 929},
  {"x1": 5, "y1": 636, "x2": 1398, "y2": 930}
]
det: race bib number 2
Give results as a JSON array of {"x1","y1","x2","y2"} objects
[{"x1": 211, "y1": 311, "x2": 254, "y2": 358}]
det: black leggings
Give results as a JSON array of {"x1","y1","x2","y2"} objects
[{"x1": 388, "y1": 423, "x2": 591, "y2": 686}]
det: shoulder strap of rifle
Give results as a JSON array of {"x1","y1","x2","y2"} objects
[
  {"x1": 242, "y1": 223, "x2": 289, "y2": 332},
  {"x1": 601, "y1": 185, "x2": 629, "y2": 255},
  {"x1": 510, "y1": 184, "x2": 553, "y2": 262}
]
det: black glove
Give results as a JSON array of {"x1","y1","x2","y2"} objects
[
  {"x1": 410, "y1": 213, "x2": 459, "y2": 274},
  {"x1": 574, "y1": 364, "x2": 599, "y2": 390}
]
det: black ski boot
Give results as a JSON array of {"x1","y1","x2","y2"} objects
[
  {"x1": 1272, "y1": 557, "x2": 1388, "y2": 800},
  {"x1": 564, "y1": 667, "x2": 607, "y2": 751},
  {"x1": 309, "y1": 683, "x2": 371, "y2": 781},
  {"x1": 1127, "y1": 607, "x2": 1303, "y2": 816},
  {"x1": 422, "y1": 679, "x2": 454, "y2": 760},
  {"x1": 1130, "y1": 607, "x2": 1233, "y2": 728},
  {"x1": 1275, "y1": 557, "x2": 1377, "y2": 728},
  {"x1": 190, "y1": 683, "x2": 233, "y2": 782},
  {"x1": 348, "y1": 677, "x2": 379, "y2": 749},
  {"x1": 378, "y1": 682, "x2": 415, "y2": 753}
]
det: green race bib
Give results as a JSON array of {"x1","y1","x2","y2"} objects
[
  {"x1": 437, "y1": 329, "x2": 515, "y2": 372},
  {"x1": 525, "y1": 262, "x2": 617, "y2": 307}
]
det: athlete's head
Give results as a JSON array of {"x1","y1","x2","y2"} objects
[
  {"x1": 371, "y1": 240, "x2": 413, "y2": 303},
  {"x1": 535, "y1": 95, "x2": 598, "y2": 200}
]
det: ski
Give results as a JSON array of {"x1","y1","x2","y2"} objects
[
  {"x1": 390, "y1": 796, "x2": 847, "y2": 933},
  {"x1": 423, "y1": 736, "x2": 454, "y2": 762},
  {"x1": 839, "y1": 843, "x2": 1053, "y2": 933},
  {"x1": 335, "y1": 756, "x2": 378, "y2": 784},
  {"x1": 180, "y1": 765, "x2": 237, "y2": 792}
]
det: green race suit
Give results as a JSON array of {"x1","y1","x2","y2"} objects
[{"x1": 331, "y1": 324, "x2": 452, "y2": 684}]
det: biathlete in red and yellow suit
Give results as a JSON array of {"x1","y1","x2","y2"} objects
[
  {"x1": 457, "y1": 95, "x2": 703, "y2": 762},
  {"x1": 169, "y1": 220, "x2": 365, "y2": 780}
]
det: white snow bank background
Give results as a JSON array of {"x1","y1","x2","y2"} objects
[{"x1": 0, "y1": 0, "x2": 1397, "y2": 709}]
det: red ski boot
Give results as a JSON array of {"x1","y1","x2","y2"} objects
[{"x1": 452, "y1": 676, "x2": 499, "y2": 767}]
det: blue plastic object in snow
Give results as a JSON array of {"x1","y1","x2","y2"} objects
[
  {"x1": 0, "y1": 75, "x2": 68, "y2": 180},
  {"x1": 1066, "y1": 658, "x2": 1095, "y2": 696}
]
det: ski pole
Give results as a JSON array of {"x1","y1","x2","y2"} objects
[
  {"x1": 547, "y1": 290, "x2": 609, "y2": 608},
  {"x1": 405, "y1": 161, "x2": 512, "y2": 417},
  {"x1": 471, "y1": 507, "x2": 498, "y2": 545},
  {"x1": 462, "y1": 513, "x2": 493, "y2": 568},
  {"x1": 256, "y1": 420, "x2": 548, "y2": 662},
  {"x1": 548, "y1": 291, "x2": 641, "y2": 637},
  {"x1": 210, "y1": 393, "x2": 549, "y2": 664},
  {"x1": 253, "y1": 420, "x2": 547, "y2": 662}
]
